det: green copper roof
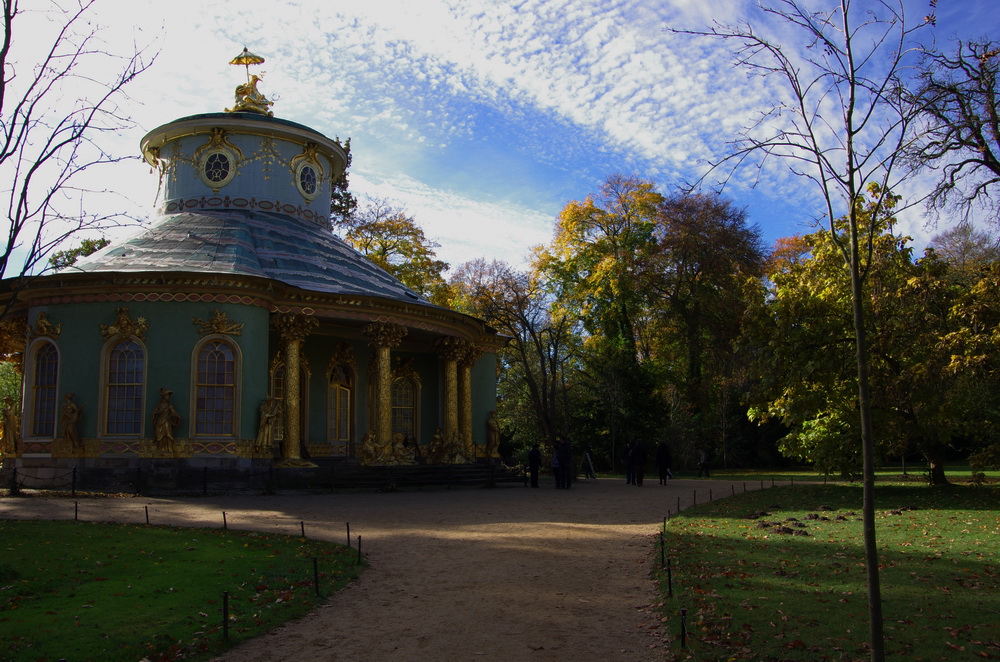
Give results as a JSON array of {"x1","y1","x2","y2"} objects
[{"x1": 70, "y1": 209, "x2": 432, "y2": 305}]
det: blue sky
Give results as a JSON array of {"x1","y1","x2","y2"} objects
[{"x1": 45, "y1": 0, "x2": 1000, "y2": 272}]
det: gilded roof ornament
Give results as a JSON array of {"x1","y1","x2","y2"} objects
[{"x1": 225, "y1": 47, "x2": 274, "y2": 116}]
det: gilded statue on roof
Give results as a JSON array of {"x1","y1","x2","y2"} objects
[{"x1": 226, "y1": 47, "x2": 274, "y2": 116}]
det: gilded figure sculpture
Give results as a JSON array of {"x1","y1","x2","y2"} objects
[
  {"x1": 152, "y1": 388, "x2": 182, "y2": 452},
  {"x1": 29, "y1": 312, "x2": 62, "y2": 340},
  {"x1": 424, "y1": 426, "x2": 447, "y2": 464},
  {"x1": 255, "y1": 396, "x2": 279, "y2": 454},
  {"x1": 1, "y1": 396, "x2": 19, "y2": 454},
  {"x1": 226, "y1": 47, "x2": 274, "y2": 116},
  {"x1": 60, "y1": 393, "x2": 82, "y2": 450},
  {"x1": 485, "y1": 410, "x2": 500, "y2": 458}
]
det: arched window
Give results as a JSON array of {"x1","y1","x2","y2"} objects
[
  {"x1": 327, "y1": 364, "x2": 352, "y2": 453},
  {"x1": 194, "y1": 339, "x2": 237, "y2": 436},
  {"x1": 105, "y1": 339, "x2": 145, "y2": 435},
  {"x1": 391, "y1": 377, "x2": 416, "y2": 440},
  {"x1": 30, "y1": 341, "x2": 59, "y2": 436}
]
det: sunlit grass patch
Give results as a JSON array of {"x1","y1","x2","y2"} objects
[
  {"x1": 655, "y1": 484, "x2": 1000, "y2": 661},
  {"x1": 0, "y1": 520, "x2": 364, "y2": 662}
]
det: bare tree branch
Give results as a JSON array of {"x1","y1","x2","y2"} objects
[
  {"x1": 907, "y1": 39, "x2": 1000, "y2": 225},
  {"x1": 0, "y1": 0, "x2": 155, "y2": 319}
]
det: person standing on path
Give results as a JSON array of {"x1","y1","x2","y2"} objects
[
  {"x1": 557, "y1": 436, "x2": 573, "y2": 489},
  {"x1": 552, "y1": 446, "x2": 563, "y2": 488},
  {"x1": 632, "y1": 440, "x2": 647, "y2": 486},
  {"x1": 581, "y1": 446, "x2": 597, "y2": 480},
  {"x1": 624, "y1": 441, "x2": 635, "y2": 485},
  {"x1": 697, "y1": 448, "x2": 711, "y2": 478},
  {"x1": 656, "y1": 441, "x2": 673, "y2": 484},
  {"x1": 528, "y1": 443, "x2": 541, "y2": 488}
]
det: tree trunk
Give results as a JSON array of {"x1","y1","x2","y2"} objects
[
  {"x1": 926, "y1": 445, "x2": 949, "y2": 486},
  {"x1": 850, "y1": 231, "x2": 885, "y2": 662}
]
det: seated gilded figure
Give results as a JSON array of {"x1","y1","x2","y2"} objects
[{"x1": 227, "y1": 74, "x2": 274, "y2": 116}]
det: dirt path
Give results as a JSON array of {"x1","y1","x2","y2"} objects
[{"x1": 0, "y1": 477, "x2": 748, "y2": 661}]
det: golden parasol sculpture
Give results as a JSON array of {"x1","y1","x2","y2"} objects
[{"x1": 226, "y1": 46, "x2": 274, "y2": 116}]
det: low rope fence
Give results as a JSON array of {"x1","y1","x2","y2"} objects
[{"x1": 654, "y1": 477, "x2": 807, "y2": 653}]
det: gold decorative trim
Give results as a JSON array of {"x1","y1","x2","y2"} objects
[
  {"x1": 327, "y1": 341, "x2": 357, "y2": 371},
  {"x1": 435, "y1": 336, "x2": 470, "y2": 361},
  {"x1": 138, "y1": 437, "x2": 189, "y2": 458},
  {"x1": 291, "y1": 143, "x2": 325, "y2": 202},
  {"x1": 99, "y1": 307, "x2": 148, "y2": 342},
  {"x1": 193, "y1": 309, "x2": 244, "y2": 337},
  {"x1": 0, "y1": 315, "x2": 27, "y2": 362},
  {"x1": 28, "y1": 312, "x2": 61, "y2": 341},
  {"x1": 392, "y1": 356, "x2": 421, "y2": 385},
  {"x1": 193, "y1": 128, "x2": 245, "y2": 163},
  {"x1": 50, "y1": 437, "x2": 99, "y2": 458}
]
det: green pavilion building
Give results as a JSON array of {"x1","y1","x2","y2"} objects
[{"x1": 0, "y1": 53, "x2": 503, "y2": 491}]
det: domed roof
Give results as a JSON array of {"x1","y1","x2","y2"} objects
[{"x1": 71, "y1": 206, "x2": 433, "y2": 305}]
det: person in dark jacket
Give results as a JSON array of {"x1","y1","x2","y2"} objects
[
  {"x1": 556, "y1": 436, "x2": 573, "y2": 489},
  {"x1": 624, "y1": 441, "x2": 635, "y2": 485},
  {"x1": 528, "y1": 443, "x2": 541, "y2": 488},
  {"x1": 656, "y1": 441, "x2": 674, "y2": 484},
  {"x1": 697, "y1": 448, "x2": 711, "y2": 478},
  {"x1": 632, "y1": 439, "x2": 647, "y2": 486}
]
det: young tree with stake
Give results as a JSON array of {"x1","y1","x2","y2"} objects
[{"x1": 672, "y1": 2, "x2": 934, "y2": 659}]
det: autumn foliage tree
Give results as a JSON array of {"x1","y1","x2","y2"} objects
[
  {"x1": 534, "y1": 175, "x2": 664, "y2": 463},
  {"x1": 449, "y1": 259, "x2": 577, "y2": 451},
  {"x1": 647, "y1": 192, "x2": 765, "y2": 462},
  {"x1": 332, "y1": 195, "x2": 450, "y2": 305},
  {"x1": 746, "y1": 188, "x2": 986, "y2": 484}
]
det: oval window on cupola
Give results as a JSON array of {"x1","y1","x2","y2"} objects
[
  {"x1": 198, "y1": 147, "x2": 238, "y2": 190},
  {"x1": 295, "y1": 162, "x2": 319, "y2": 200}
]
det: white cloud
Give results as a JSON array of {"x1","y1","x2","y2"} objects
[
  {"x1": 351, "y1": 171, "x2": 552, "y2": 270},
  {"x1": 15, "y1": 0, "x2": 1000, "y2": 276}
]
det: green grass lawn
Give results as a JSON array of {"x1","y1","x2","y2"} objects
[
  {"x1": 0, "y1": 520, "x2": 363, "y2": 662},
  {"x1": 655, "y1": 484, "x2": 1000, "y2": 661}
]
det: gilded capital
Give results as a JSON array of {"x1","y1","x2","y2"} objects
[
  {"x1": 460, "y1": 345, "x2": 482, "y2": 367},
  {"x1": 272, "y1": 313, "x2": 319, "y2": 341},
  {"x1": 364, "y1": 322, "x2": 407, "y2": 349},
  {"x1": 435, "y1": 336, "x2": 470, "y2": 362}
]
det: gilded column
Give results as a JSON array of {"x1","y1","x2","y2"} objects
[
  {"x1": 436, "y1": 337, "x2": 467, "y2": 451},
  {"x1": 364, "y1": 322, "x2": 407, "y2": 446},
  {"x1": 458, "y1": 345, "x2": 480, "y2": 456},
  {"x1": 272, "y1": 313, "x2": 318, "y2": 466}
]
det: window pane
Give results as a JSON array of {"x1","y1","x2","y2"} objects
[
  {"x1": 31, "y1": 343, "x2": 58, "y2": 436},
  {"x1": 195, "y1": 341, "x2": 236, "y2": 435},
  {"x1": 390, "y1": 378, "x2": 415, "y2": 439},
  {"x1": 106, "y1": 340, "x2": 144, "y2": 435}
]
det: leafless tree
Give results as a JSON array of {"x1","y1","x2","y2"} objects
[
  {"x1": 671, "y1": 2, "x2": 934, "y2": 659},
  {"x1": 909, "y1": 39, "x2": 1000, "y2": 225},
  {"x1": 0, "y1": 0, "x2": 154, "y2": 316}
]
